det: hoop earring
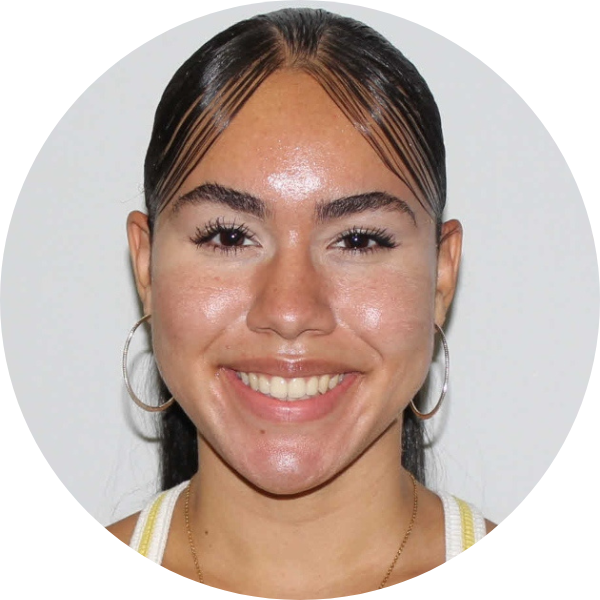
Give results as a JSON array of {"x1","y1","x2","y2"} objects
[
  {"x1": 410, "y1": 323, "x2": 449, "y2": 420},
  {"x1": 122, "y1": 314, "x2": 175, "y2": 412}
]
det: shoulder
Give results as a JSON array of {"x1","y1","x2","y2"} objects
[
  {"x1": 106, "y1": 511, "x2": 141, "y2": 545},
  {"x1": 439, "y1": 490, "x2": 496, "y2": 535},
  {"x1": 485, "y1": 518, "x2": 497, "y2": 534},
  {"x1": 106, "y1": 482, "x2": 190, "y2": 556}
]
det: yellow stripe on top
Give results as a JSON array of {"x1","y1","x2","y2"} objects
[
  {"x1": 456, "y1": 498, "x2": 475, "y2": 551},
  {"x1": 138, "y1": 492, "x2": 167, "y2": 557}
]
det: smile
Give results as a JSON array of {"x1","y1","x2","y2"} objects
[{"x1": 235, "y1": 371, "x2": 346, "y2": 401}]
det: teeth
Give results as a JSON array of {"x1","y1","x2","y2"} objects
[
  {"x1": 318, "y1": 375, "x2": 329, "y2": 394},
  {"x1": 328, "y1": 374, "x2": 339, "y2": 390},
  {"x1": 258, "y1": 374, "x2": 271, "y2": 395},
  {"x1": 288, "y1": 378, "x2": 306, "y2": 399},
  {"x1": 270, "y1": 377, "x2": 286, "y2": 399},
  {"x1": 249, "y1": 373, "x2": 259, "y2": 391},
  {"x1": 235, "y1": 371, "x2": 345, "y2": 401},
  {"x1": 306, "y1": 376, "x2": 319, "y2": 396}
]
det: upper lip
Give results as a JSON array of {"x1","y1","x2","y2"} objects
[{"x1": 223, "y1": 358, "x2": 359, "y2": 378}]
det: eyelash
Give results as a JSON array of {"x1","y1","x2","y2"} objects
[
  {"x1": 191, "y1": 218, "x2": 256, "y2": 254},
  {"x1": 190, "y1": 220, "x2": 397, "y2": 255},
  {"x1": 332, "y1": 227, "x2": 398, "y2": 253}
]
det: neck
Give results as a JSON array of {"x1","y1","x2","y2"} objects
[{"x1": 187, "y1": 422, "x2": 417, "y2": 598}]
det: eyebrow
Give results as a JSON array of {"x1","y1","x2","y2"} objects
[
  {"x1": 171, "y1": 183, "x2": 269, "y2": 219},
  {"x1": 171, "y1": 183, "x2": 416, "y2": 225},
  {"x1": 315, "y1": 192, "x2": 417, "y2": 225}
]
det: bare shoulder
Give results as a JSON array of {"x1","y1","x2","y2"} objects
[
  {"x1": 485, "y1": 518, "x2": 497, "y2": 534},
  {"x1": 106, "y1": 511, "x2": 141, "y2": 545}
]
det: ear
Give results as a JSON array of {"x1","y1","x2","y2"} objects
[
  {"x1": 126, "y1": 211, "x2": 153, "y2": 315},
  {"x1": 434, "y1": 219, "x2": 463, "y2": 327}
]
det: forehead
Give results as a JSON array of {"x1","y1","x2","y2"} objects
[{"x1": 183, "y1": 70, "x2": 414, "y2": 204}]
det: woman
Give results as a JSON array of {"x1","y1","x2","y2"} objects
[{"x1": 108, "y1": 8, "x2": 494, "y2": 597}]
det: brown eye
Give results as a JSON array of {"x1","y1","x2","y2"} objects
[
  {"x1": 344, "y1": 232, "x2": 372, "y2": 249},
  {"x1": 219, "y1": 229, "x2": 246, "y2": 246},
  {"x1": 332, "y1": 227, "x2": 397, "y2": 254},
  {"x1": 191, "y1": 220, "x2": 257, "y2": 253}
]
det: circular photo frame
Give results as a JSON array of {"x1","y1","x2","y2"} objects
[{"x1": 2, "y1": 1, "x2": 598, "y2": 597}]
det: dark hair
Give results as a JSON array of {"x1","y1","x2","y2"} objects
[{"x1": 144, "y1": 8, "x2": 446, "y2": 490}]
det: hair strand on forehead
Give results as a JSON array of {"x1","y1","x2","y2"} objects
[{"x1": 145, "y1": 8, "x2": 445, "y2": 231}]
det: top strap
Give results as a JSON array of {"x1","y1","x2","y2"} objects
[
  {"x1": 129, "y1": 482, "x2": 485, "y2": 566},
  {"x1": 438, "y1": 491, "x2": 487, "y2": 561},
  {"x1": 129, "y1": 480, "x2": 189, "y2": 563}
]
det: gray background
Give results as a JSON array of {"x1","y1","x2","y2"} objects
[{"x1": 2, "y1": 0, "x2": 597, "y2": 528}]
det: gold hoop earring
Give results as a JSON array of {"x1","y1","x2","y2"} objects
[
  {"x1": 410, "y1": 323, "x2": 449, "y2": 420},
  {"x1": 122, "y1": 314, "x2": 175, "y2": 412}
]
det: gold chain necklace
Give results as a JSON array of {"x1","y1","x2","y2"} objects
[{"x1": 184, "y1": 473, "x2": 418, "y2": 590}]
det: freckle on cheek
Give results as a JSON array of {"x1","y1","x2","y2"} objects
[{"x1": 155, "y1": 270, "x2": 242, "y2": 326}]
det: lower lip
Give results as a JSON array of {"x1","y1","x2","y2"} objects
[{"x1": 221, "y1": 368, "x2": 359, "y2": 423}]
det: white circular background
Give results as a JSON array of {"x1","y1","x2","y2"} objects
[{"x1": 1, "y1": 1, "x2": 598, "y2": 598}]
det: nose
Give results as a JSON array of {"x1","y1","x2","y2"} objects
[{"x1": 246, "y1": 247, "x2": 336, "y2": 340}]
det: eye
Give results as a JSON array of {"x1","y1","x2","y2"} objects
[
  {"x1": 191, "y1": 219, "x2": 258, "y2": 253},
  {"x1": 214, "y1": 228, "x2": 248, "y2": 247},
  {"x1": 332, "y1": 227, "x2": 397, "y2": 253},
  {"x1": 341, "y1": 231, "x2": 378, "y2": 250}
]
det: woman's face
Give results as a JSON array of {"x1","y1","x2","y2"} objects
[{"x1": 128, "y1": 71, "x2": 461, "y2": 495}]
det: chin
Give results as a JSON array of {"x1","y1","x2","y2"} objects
[{"x1": 221, "y1": 434, "x2": 350, "y2": 497}]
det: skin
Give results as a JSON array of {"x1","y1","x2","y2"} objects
[{"x1": 109, "y1": 70, "x2": 491, "y2": 597}]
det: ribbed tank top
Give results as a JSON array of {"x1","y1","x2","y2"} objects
[{"x1": 129, "y1": 480, "x2": 487, "y2": 565}]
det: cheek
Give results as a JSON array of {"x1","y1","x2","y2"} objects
[
  {"x1": 331, "y1": 258, "x2": 437, "y2": 406},
  {"x1": 150, "y1": 263, "x2": 251, "y2": 370},
  {"x1": 334, "y1": 264, "x2": 436, "y2": 353}
]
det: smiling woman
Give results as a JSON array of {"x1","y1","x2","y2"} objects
[{"x1": 108, "y1": 7, "x2": 491, "y2": 598}]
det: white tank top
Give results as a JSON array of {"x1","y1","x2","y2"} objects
[{"x1": 129, "y1": 480, "x2": 487, "y2": 565}]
